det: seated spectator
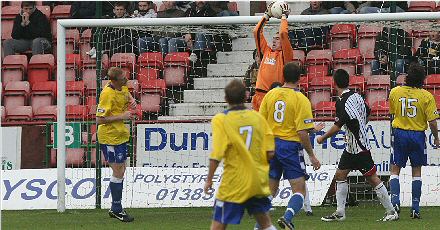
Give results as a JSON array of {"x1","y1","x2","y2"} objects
[
  {"x1": 358, "y1": 1, "x2": 407, "y2": 14},
  {"x1": 185, "y1": 1, "x2": 217, "y2": 51},
  {"x1": 209, "y1": 1, "x2": 239, "y2": 17},
  {"x1": 289, "y1": 1, "x2": 329, "y2": 51},
  {"x1": 156, "y1": 1, "x2": 186, "y2": 55},
  {"x1": 70, "y1": 1, "x2": 96, "y2": 19},
  {"x1": 417, "y1": 31, "x2": 440, "y2": 75},
  {"x1": 3, "y1": 1, "x2": 52, "y2": 56},
  {"x1": 323, "y1": 1, "x2": 361, "y2": 14},
  {"x1": 372, "y1": 27, "x2": 412, "y2": 75},
  {"x1": 88, "y1": 2, "x2": 138, "y2": 58},
  {"x1": 135, "y1": 1, "x2": 158, "y2": 54}
]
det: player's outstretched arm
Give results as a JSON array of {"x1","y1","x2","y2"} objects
[
  {"x1": 96, "y1": 111, "x2": 132, "y2": 125},
  {"x1": 317, "y1": 124, "x2": 341, "y2": 144},
  {"x1": 204, "y1": 159, "x2": 220, "y2": 194},
  {"x1": 298, "y1": 130, "x2": 321, "y2": 170},
  {"x1": 429, "y1": 119, "x2": 440, "y2": 148},
  {"x1": 279, "y1": 10, "x2": 293, "y2": 63},
  {"x1": 254, "y1": 3, "x2": 274, "y2": 58}
]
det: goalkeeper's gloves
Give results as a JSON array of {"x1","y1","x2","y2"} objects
[
  {"x1": 280, "y1": 3, "x2": 290, "y2": 18},
  {"x1": 264, "y1": 2, "x2": 275, "y2": 20}
]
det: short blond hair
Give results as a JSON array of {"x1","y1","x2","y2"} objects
[{"x1": 107, "y1": 67, "x2": 123, "y2": 81}]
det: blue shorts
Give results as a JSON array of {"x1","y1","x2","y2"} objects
[
  {"x1": 212, "y1": 197, "x2": 272, "y2": 225},
  {"x1": 100, "y1": 143, "x2": 128, "y2": 163},
  {"x1": 391, "y1": 128, "x2": 427, "y2": 168},
  {"x1": 269, "y1": 138, "x2": 309, "y2": 180}
]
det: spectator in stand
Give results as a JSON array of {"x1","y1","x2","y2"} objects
[
  {"x1": 134, "y1": 1, "x2": 158, "y2": 54},
  {"x1": 70, "y1": 1, "x2": 96, "y2": 19},
  {"x1": 372, "y1": 27, "x2": 412, "y2": 75},
  {"x1": 323, "y1": 1, "x2": 357, "y2": 14},
  {"x1": 3, "y1": 1, "x2": 52, "y2": 56},
  {"x1": 358, "y1": 1, "x2": 407, "y2": 14},
  {"x1": 209, "y1": 1, "x2": 239, "y2": 16},
  {"x1": 185, "y1": 1, "x2": 217, "y2": 51},
  {"x1": 244, "y1": 49, "x2": 261, "y2": 102},
  {"x1": 156, "y1": 1, "x2": 186, "y2": 55},
  {"x1": 88, "y1": 2, "x2": 138, "y2": 59},
  {"x1": 416, "y1": 31, "x2": 440, "y2": 75},
  {"x1": 289, "y1": 1, "x2": 329, "y2": 52}
]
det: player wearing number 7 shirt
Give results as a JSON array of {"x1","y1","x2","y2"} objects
[
  {"x1": 204, "y1": 79, "x2": 277, "y2": 230},
  {"x1": 388, "y1": 63, "x2": 440, "y2": 219},
  {"x1": 259, "y1": 62, "x2": 321, "y2": 230}
]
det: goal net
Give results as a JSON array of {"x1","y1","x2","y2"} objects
[{"x1": 51, "y1": 13, "x2": 440, "y2": 211}]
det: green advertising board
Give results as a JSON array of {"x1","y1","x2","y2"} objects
[{"x1": 54, "y1": 122, "x2": 82, "y2": 148}]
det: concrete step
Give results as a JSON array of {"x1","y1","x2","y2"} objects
[
  {"x1": 207, "y1": 63, "x2": 249, "y2": 77},
  {"x1": 232, "y1": 38, "x2": 255, "y2": 51},
  {"x1": 158, "y1": 115, "x2": 213, "y2": 121},
  {"x1": 217, "y1": 51, "x2": 254, "y2": 64},
  {"x1": 169, "y1": 103, "x2": 228, "y2": 116},
  {"x1": 184, "y1": 89, "x2": 225, "y2": 103},
  {"x1": 193, "y1": 77, "x2": 243, "y2": 89},
  {"x1": 169, "y1": 103, "x2": 252, "y2": 116}
]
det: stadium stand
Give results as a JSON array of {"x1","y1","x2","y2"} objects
[
  {"x1": 5, "y1": 105, "x2": 33, "y2": 121},
  {"x1": 305, "y1": 49, "x2": 332, "y2": 78},
  {"x1": 1, "y1": 6, "x2": 20, "y2": 41},
  {"x1": 30, "y1": 81, "x2": 56, "y2": 113},
  {"x1": 50, "y1": 5, "x2": 72, "y2": 38},
  {"x1": 330, "y1": 23, "x2": 357, "y2": 53},
  {"x1": 4, "y1": 81, "x2": 30, "y2": 110},
  {"x1": 163, "y1": 52, "x2": 190, "y2": 87},
  {"x1": 27, "y1": 54, "x2": 55, "y2": 86},
  {"x1": 308, "y1": 76, "x2": 334, "y2": 109},
  {"x1": 408, "y1": 1, "x2": 436, "y2": 12},
  {"x1": 2, "y1": 54, "x2": 28, "y2": 85},
  {"x1": 366, "y1": 75, "x2": 391, "y2": 106},
  {"x1": 333, "y1": 48, "x2": 362, "y2": 76}
]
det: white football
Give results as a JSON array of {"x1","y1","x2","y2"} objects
[{"x1": 270, "y1": 1, "x2": 290, "y2": 19}]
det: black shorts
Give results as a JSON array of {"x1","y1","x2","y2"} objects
[{"x1": 338, "y1": 150, "x2": 377, "y2": 176}]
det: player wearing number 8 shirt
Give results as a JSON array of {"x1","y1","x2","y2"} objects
[
  {"x1": 204, "y1": 80, "x2": 277, "y2": 230},
  {"x1": 388, "y1": 63, "x2": 440, "y2": 219},
  {"x1": 259, "y1": 62, "x2": 321, "y2": 230}
]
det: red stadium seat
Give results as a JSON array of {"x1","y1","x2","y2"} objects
[
  {"x1": 370, "y1": 100, "x2": 389, "y2": 120},
  {"x1": 66, "y1": 105, "x2": 87, "y2": 120},
  {"x1": 140, "y1": 79, "x2": 166, "y2": 113},
  {"x1": 50, "y1": 148, "x2": 85, "y2": 167},
  {"x1": 349, "y1": 76, "x2": 366, "y2": 94},
  {"x1": 110, "y1": 53, "x2": 137, "y2": 79},
  {"x1": 65, "y1": 54, "x2": 81, "y2": 81},
  {"x1": 314, "y1": 101, "x2": 336, "y2": 119},
  {"x1": 408, "y1": 1, "x2": 436, "y2": 12},
  {"x1": 33, "y1": 105, "x2": 57, "y2": 120},
  {"x1": 87, "y1": 104, "x2": 97, "y2": 120},
  {"x1": 127, "y1": 80, "x2": 140, "y2": 98},
  {"x1": 28, "y1": 54, "x2": 55, "y2": 86},
  {"x1": 298, "y1": 75, "x2": 309, "y2": 95},
  {"x1": 137, "y1": 52, "x2": 164, "y2": 82},
  {"x1": 66, "y1": 81, "x2": 85, "y2": 105},
  {"x1": 50, "y1": 5, "x2": 71, "y2": 38},
  {"x1": 330, "y1": 24, "x2": 357, "y2": 53},
  {"x1": 163, "y1": 52, "x2": 190, "y2": 87},
  {"x1": 425, "y1": 74, "x2": 440, "y2": 96},
  {"x1": 291, "y1": 49, "x2": 306, "y2": 68},
  {"x1": 306, "y1": 49, "x2": 332, "y2": 78},
  {"x1": 358, "y1": 37, "x2": 376, "y2": 76},
  {"x1": 80, "y1": 29, "x2": 92, "y2": 60},
  {"x1": 4, "y1": 81, "x2": 30, "y2": 110},
  {"x1": 358, "y1": 25, "x2": 383, "y2": 38},
  {"x1": 5, "y1": 106, "x2": 32, "y2": 121},
  {"x1": 138, "y1": 68, "x2": 160, "y2": 83},
  {"x1": 396, "y1": 74, "x2": 406, "y2": 86},
  {"x1": 333, "y1": 48, "x2": 362, "y2": 76},
  {"x1": 30, "y1": 81, "x2": 56, "y2": 113},
  {"x1": 1, "y1": 106, "x2": 5, "y2": 122},
  {"x1": 83, "y1": 70, "x2": 97, "y2": 96},
  {"x1": 82, "y1": 53, "x2": 109, "y2": 70},
  {"x1": 1, "y1": 6, "x2": 20, "y2": 40},
  {"x1": 308, "y1": 76, "x2": 334, "y2": 109},
  {"x1": 2, "y1": 55, "x2": 28, "y2": 85},
  {"x1": 54, "y1": 29, "x2": 80, "y2": 57},
  {"x1": 366, "y1": 75, "x2": 390, "y2": 106}
]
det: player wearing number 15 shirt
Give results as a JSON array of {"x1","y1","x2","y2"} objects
[
  {"x1": 204, "y1": 80, "x2": 277, "y2": 230},
  {"x1": 388, "y1": 63, "x2": 439, "y2": 219},
  {"x1": 259, "y1": 62, "x2": 321, "y2": 230}
]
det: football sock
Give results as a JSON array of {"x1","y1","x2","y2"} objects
[
  {"x1": 336, "y1": 181, "x2": 348, "y2": 215},
  {"x1": 389, "y1": 175, "x2": 400, "y2": 207},
  {"x1": 284, "y1": 192, "x2": 304, "y2": 223},
  {"x1": 303, "y1": 185, "x2": 312, "y2": 212},
  {"x1": 412, "y1": 177, "x2": 422, "y2": 213},
  {"x1": 374, "y1": 182, "x2": 395, "y2": 213},
  {"x1": 110, "y1": 176, "x2": 123, "y2": 213}
]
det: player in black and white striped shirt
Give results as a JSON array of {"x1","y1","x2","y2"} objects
[{"x1": 317, "y1": 69, "x2": 398, "y2": 222}]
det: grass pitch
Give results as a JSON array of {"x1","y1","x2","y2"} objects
[{"x1": 3, "y1": 205, "x2": 440, "y2": 229}]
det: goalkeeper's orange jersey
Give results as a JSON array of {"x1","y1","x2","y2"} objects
[
  {"x1": 210, "y1": 109, "x2": 274, "y2": 203},
  {"x1": 253, "y1": 17, "x2": 293, "y2": 92}
]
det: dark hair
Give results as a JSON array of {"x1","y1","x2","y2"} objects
[
  {"x1": 225, "y1": 79, "x2": 246, "y2": 105},
  {"x1": 114, "y1": 1, "x2": 128, "y2": 9},
  {"x1": 283, "y1": 62, "x2": 301, "y2": 83},
  {"x1": 333, "y1": 69, "x2": 350, "y2": 89},
  {"x1": 406, "y1": 62, "x2": 426, "y2": 88},
  {"x1": 21, "y1": 1, "x2": 36, "y2": 8},
  {"x1": 270, "y1": 82, "x2": 283, "y2": 90}
]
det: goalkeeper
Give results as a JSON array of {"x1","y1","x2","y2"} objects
[{"x1": 252, "y1": 2, "x2": 293, "y2": 111}]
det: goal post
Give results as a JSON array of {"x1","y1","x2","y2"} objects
[{"x1": 55, "y1": 12, "x2": 440, "y2": 212}]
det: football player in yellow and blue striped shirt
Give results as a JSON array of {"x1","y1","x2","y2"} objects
[
  {"x1": 204, "y1": 79, "x2": 276, "y2": 230},
  {"x1": 96, "y1": 67, "x2": 136, "y2": 222},
  {"x1": 260, "y1": 62, "x2": 321, "y2": 229},
  {"x1": 389, "y1": 63, "x2": 440, "y2": 219}
]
